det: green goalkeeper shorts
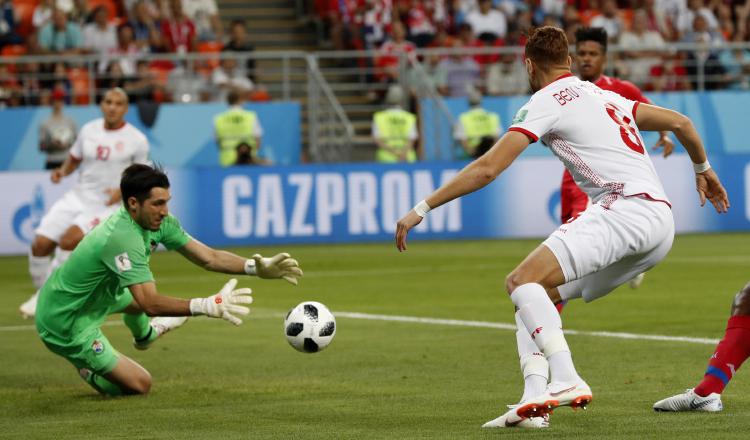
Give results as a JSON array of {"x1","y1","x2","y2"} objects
[{"x1": 39, "y1": 327, "x2": 120, "y2": 376}]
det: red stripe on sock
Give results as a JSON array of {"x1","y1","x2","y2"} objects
[{"x1": 695, "y1": 315, "x2": 750, "y2": 396}]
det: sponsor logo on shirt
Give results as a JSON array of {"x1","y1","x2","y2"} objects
[
  {"x1": 512, "y1": 109, "x2": 528, "y2": 124},
  {"x1": 92, "y1": 340, "x2": 104, "y2": 354},
  {"x1": 115, "y1": 252, "x2": 132, "y2": 271}
]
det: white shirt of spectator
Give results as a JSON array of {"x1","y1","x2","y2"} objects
[
  {"x1": 509, "y1": 75, "x2": 668, "y2": 204},
  {"x1": 675, "y1": 7, "x2": 719, "y2": 34},
  {"x1": 69, "y1": 118, "x2": 150, "y2": 204},
  {"x1": 465, "y1": 9, "x2": 507, "y2": 39},
  {"x1": 590, "y1": 14, "x2": 623, "y2": 41},
  {"x1": 83, "y1": 22, "x2": 118, "y2": 54},
  {"x1": 619, "y1": 29, "x2": 665, "y2": 84},
  {"x1": 32, "y1": 3, "x2": 53, "y2": 29},
  {"x1": 655, "y1": 0, "x2": 687, "y2": 23}
]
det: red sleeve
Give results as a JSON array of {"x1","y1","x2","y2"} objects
[
  {"x1": 619, "y1": 79, "x2": 650, "y2": 104},
  {"x1": 508, "y1": 127, "x2": 539, "y2": 142},
  {"x1": 632, "y1": 101, "x2": 640, "y2": 119}
]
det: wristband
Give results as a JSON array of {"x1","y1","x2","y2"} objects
[
  {"x1": 413, "y1": 200, "x2": 431, "y2": 218},
  {"x1": 693, "y1": 160, "x2": 711, "y2": 174},
  {"x1": 189, "y1": 298, "x2": 205, "y2": 316},
  {"x1": 244, "y1": 259, "x2": 257, "y2": 275}
]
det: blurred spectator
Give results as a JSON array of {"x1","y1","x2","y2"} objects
[
  {"x1": 372, "y1": 85, "x2": 419, "y2": 163},
  {"x1": 83, "y1": 6, "x2": 118, "y2": 55},
  {"x1": 620, "y1": 9, "x2": 666, "y2": 87},
  {"x1": 38, "y1": 9, "x2": 84, "y2": 54},
  {"x1": 465, "y1": 0, "x2": 507, "y2": 41},
  {"x1": 43, "y1": 62, "x2": 73, "y2": 99},
  {"x1": 66, "y1": 0, "x2": 91, "y2": 26},
  {"x1": 0, "y1": 62, "x2": 21, "y2": 107},
  {"x1": 124, "y1": 60, "x2": 162, "y2": 102},
  {"x1": 719, "y1": 34, "x2": 750, "y2": 89},
  {"x1": 223, "y1": 20, "x2": 256, "y2": 80},
  {"x1": 438, "y1": 40, "x2": 481, "y2": 96},
  {"x1": 125, "y1": 0, "x2": 162, "y2": 21},
  {"x1": 579, "y1": 0, "x2": 602, "y2": 25},
  {"x1": 214, "y1": 90, "x2": 263, "y2": 167},
  {"x1": 167, "y1": 64, "x2": 208, "y2": 102},
  {"x1": 642, "y1": 0, "x2": 673, "y2": 40},
  {"x1": 649, "y1": 52, "x2": 692, "y2": 91},
  {"x1": 362, "y1": 0, "x2": 392, "y2": 48},
  {"x1": 716, "y1": 4, "x2": 734, "y2": 40},
  {"x1": 0, "y1": 0, "x2": 22, "y2": 49},
  {"x1": 486, "y1": 52, "x2": 528, "y2": 95},
  {"x1": 38, "y1": 88, "x2": 77, "y2": 169},
  {"x1": 101, "y1": 24, "x2": 143, "y2": 74},
  {"x1": 375, "y1": 21, "x2": 417, "y2": 83},
  {"x1": 655, "y1": 0, "x2": 687, "y2": 28},
  {"x1": 453, "y1": 87, "x2": 501, "y2": 159},
  {"x1": 21, "y1": 62, "x2": 45, "y2": 106},
  {"x1": 130, "y1": 0, "x2": 162, "y2": 50},
  {"x1": 182, "y1": 0, "x2": 223, "y2": 42},
  {"x1": 675, "y1": 0, "x2": 718, "y2": 36},
  {"x1": 406, "y1": 0, "x2": 437, "y2": 47},
  {"x1": 538, "y1": 0, "x2": 567, "y2": 23},
  {"x1": 161, "y1": 0, "x2": 196, "y2": 53},
  {"x1": 32, "y1": 0, "x2": 54, "y2": 30},
  {"x1": 407, "y1": 53, "x2": 448, "y2": 95},
  {"x1": 590, "y1": 0, "x2": 623, "y2": 41},
  {"x1": 212, "y1": 57, "x2": 254, "y2": 102},
  {"x1": 682, "y1": 14, "x2": 726, "y2": 89}
]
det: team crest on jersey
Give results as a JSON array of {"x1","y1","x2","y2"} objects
[
  {"x1": 512, "y1": 109, "x2": 528, "y2": 124},
  {"x1": 91, "y1": 340, "x2": 104, "y2": 354},
  {"x1": 115, "y1": 252, "x2": 132, "y2": 271}
]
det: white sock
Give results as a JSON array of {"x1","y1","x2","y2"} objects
[
  {"x1": 49, "y1": 249, "x2": 71, "y2": 274},
  {"x1": 29, "y1": 253, "x2": 52, "y2": 289},
  {"x1": 515, "y1": 311, "x2": 548, "y2": 402},
  {"x1": 511, "y1": 283, "x2": 581, "y2": 385}
]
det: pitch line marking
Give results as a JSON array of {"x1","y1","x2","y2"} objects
[
  {"x1": 2, "y1": 311, "x2": 720, "y2": 346},
  {"x1": 334, "y1": 312, "x2": 720, "y2": 346}
]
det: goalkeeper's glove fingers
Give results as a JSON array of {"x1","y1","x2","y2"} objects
[
  {"x1": 190, "y1": 278, "x2": 253, "y2": 325},
  {"x1": 252, "y1": 253, "x2": 304, "y2": 285}
]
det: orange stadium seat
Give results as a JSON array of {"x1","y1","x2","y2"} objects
[
  {"x1": 68, "y1": 67, "x2": 91, "y2": 105},
  {"x1": 2, "y1": 45, "x2": 27, "y2": 73},
  {"x1": 197, "y1": 41, "x2": 223, "y2": 72}
]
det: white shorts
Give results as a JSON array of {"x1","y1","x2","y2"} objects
[
  {"x1": 543, "y1": 195, "x2": 674, "y2": 303},
  {"x1": 35, "y1": 191, "x2": 119, "y2": 242}
]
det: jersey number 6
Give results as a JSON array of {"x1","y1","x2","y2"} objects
[{"x1": 605, "y1": 103, "x2": 644, "y2": 155}]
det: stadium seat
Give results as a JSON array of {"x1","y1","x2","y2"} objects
[
  {"x1": 67, "y1": 67, "x2": 91, "y2": 105},
  {"x1": 197, "y1": 41, "x2": 223, "y2": 73}
]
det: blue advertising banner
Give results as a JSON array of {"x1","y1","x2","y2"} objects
[
  {"x1": 0, "y1": 101, "x2": 301, "y2": 170},
  {"x1": 2, "y1": 156, "x2": 748, "y2": 255}
]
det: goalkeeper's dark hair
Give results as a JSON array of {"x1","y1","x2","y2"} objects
[
  {"x1": 121, "y1": 163, "x2": 170, "y2": 207},
  {"x1": 575, "y1": 27, "x2": 608, "y2": 53}
]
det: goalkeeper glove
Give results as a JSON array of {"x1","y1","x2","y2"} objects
[
  {"x1": 245, "y1": 252, "x2": 303, "y2": 285},
  {"x1": 189, "y1": 278, "x2": 253, "y2": 325}
]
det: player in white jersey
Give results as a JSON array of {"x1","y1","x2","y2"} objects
[
  {"x1": 22, "y1": 88, "x2": 150, "y2": 318},
  {"x1": 394, "y1": 27, "x2": 730, "y2": 428}
]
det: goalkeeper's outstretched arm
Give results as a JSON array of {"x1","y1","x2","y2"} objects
[{"x1": 177, "y1": 239, "x2": 303, "y2": 285}]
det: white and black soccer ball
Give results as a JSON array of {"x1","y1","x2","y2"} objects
[{"x1": 284, "y1": 301, "x2": 336, "y2": 353}]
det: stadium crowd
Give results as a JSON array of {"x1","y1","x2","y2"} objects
[
  {"x1": 316, "y1": 0, "x2": 750, "y2": 93},
  {"x1": 0, "y1": 0, "x2": 265, "y2": 107}
]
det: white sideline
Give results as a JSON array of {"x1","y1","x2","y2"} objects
[
  {"x1": 3, "y1": 310, "x2": 720, "y2": 346},
  {"x1": 335, "y1": 311, "x2": 721, "y2": 346}
]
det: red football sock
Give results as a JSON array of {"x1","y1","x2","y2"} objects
[
  {"x1": 555, "y1": 300, "x2": 566, "y2": 314},
  {"x1": 694, "y1": 315, "x2": 750, "y2": 396}
]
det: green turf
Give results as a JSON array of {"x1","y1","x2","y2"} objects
[{"x1": 1, "y1": 233, "x2": 749, "y2": 439}]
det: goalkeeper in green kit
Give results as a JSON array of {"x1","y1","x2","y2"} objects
[{"x1": 35, "y1": 163, "x2": 303, "y2": 396}]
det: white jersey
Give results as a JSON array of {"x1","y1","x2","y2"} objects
[
  {"x1": 69, "y1": 118, "x2": 150, "y2": 204},
  {"x1": 509, "y1": 74, "x2": 669, "y2": 207}
]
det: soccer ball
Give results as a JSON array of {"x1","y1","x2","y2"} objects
[{"x1": 284, "y1": 301, "x2": 336, "y2": 353}]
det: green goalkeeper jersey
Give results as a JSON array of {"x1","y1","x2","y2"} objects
[{"x1": 35, "y1": 207, "x2": 191, "y2": 346}]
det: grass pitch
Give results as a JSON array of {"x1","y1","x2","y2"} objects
[{"x1": 1, "y1": 233, "x2": 749, "y2": 439}]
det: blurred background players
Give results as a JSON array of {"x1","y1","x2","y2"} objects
[
  {"x1": 22, "y1": 88, "x2": 150, "y2": 318},
  {"x1": 213, "y1": 89, "x2": 264, "y2": 167},
  {"x1": 453, "y1": 87, "x2": 502, "y2": 160},
  {"x1": 38, "y1": 88, "x2": 77, "y2": 170},
  {"x1": 372, "y1": 85, "x2": 418, "y2": 163}
]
